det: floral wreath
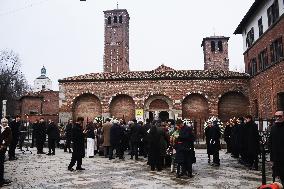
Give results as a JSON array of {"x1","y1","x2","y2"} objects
[
  {"x1": 183, "y1": 118, "x2": 193, "y2": 127},
  {"x1": 204, "y1": 116, "x2": 224, "y2": 134}
]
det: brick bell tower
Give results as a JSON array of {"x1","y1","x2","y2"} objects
[
  {"x1": 103, "y1": 9, "x2": 130, "y2": 72},
  {"x1": 201, "y1": 36, "x2": 230, "y2": 71}
]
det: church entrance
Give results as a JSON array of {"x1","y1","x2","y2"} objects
[
  {"x1": 148, "y1": 111, "x2": 169, "y2": 122},
  {"x1": 159, "y1": 111, "x2": 169, "y2": 122}
]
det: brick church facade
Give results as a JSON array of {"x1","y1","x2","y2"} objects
[
  {"x1": 58, "y1": 2, "x2": 284, "y2": 137},
  {"x1": 58, "y1": 9, "x2": 252, "y2": 138}
]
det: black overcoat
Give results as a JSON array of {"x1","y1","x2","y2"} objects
[
  {"x1": 35, "y1": 122, "x2": 46, "y2": 143},
  {"x1": 46, "y1": 123, "x2": 60, "y2": 141},
  {"x1": 71, "y1": 123, "x2": 85, "y2": 159},
  {"x1": 175, "y1": 125, "x2": 195, "y2": 164},
  {"x1": 246, "y1": 121, "x2": 260, "y2": 156},
  {"x1": 270, "y1": 121, "x2": 284, "y2": 177}
]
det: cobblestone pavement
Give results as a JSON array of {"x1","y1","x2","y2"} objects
[{"x1": 3, "y1": 148, "x2": 273, "y2": 189}]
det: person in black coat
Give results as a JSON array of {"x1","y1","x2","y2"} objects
[
  {"x1": 142, "y1": 119, "x2": 151, "y2": 158},
  {"x1": 129, "y1": 119, "x2": 142, "y2": 160},
  {"x1": 244, "y1": 115, "x2": 260, "y2": 170},
  {"x1": 174, "y1": 119, "x2": 195, "y2": 178},
  {"x1": 8, "y1": 115, "x2": 21, "y2": 160},
  {"x1": 31, "y1": 120, "x2": 39, "y2": 148},
  {"x1": 109, "y1": 120, "x2": 124, "y2": 160},
  {"x1": 208, "y1": 120, "x2": 221, "y2": 166},
  {"x1": 224, "y1": 122, "x2": 232, "y2": 154},
  {"x1": 68, "y1": 117, "x2": 85, "y2": 171},
  {"x1": 64, "y1": 120, "x2": 73, "y2": 153},
  {"x1": 205, "y1": 124, "x2": 212, "y2": 163},
  {"x1": 270, "y1": 111, "x2": 284, "y2": 185},
  {"x1": 147, "y1": 124, "x2": 162, "y2": 171},
  {"x1": 46, "y1": 120, "x2": 60, "y2": 155},
  {"x1": 35, "y1": 118, "x2": 47, "y2": 154}
]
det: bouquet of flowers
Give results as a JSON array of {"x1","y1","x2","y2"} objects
[
  {"x1": 183, "y1": 118, "x2": 193, "y2": 127},
  {"x1": 204, "y1": 116, "x2": 224, "y2": 134}
]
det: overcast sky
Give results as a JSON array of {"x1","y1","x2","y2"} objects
[{"x1": 0, "y1": 0, "x2": 254, "y2": 90}]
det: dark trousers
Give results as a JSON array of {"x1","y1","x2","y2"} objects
[
  {"x1": 18, "y1": 133, "x2": 26, "y2": 150},
  {"x1": 68, "y1": 155, "x2": 82, "y2": 169},
  {"x1": 36, "y1": 140, "x2": 45, "y2": 153},
  {"x1": 8, "y1": 139, "x2": 18, "y2": 158},
  {"x1": 130, "y1": 142, "x2": 138, "y2": 159},
  {"x1": 213, "y1": 151, "x2": 220, "y2": 165},
  {"x1": 104, "y1": 146, "x2": 111, "y2": 158},
  {"x1": 225, "y1": 140, "x2": 232, "y2": 153},
  {"x1": 65, "y1": 138, "x2": 72, "y2": 152},
  {"x1": 247, "y1": 154, "x2": 258, "y2": 169},
  {"x1": 48, "y1": 139, "x2": 56, "y2": 154},
  {"x1": 31, "y1": 134, "x2": 35, "y2": 148},
  {"x1": 109, "y1": 144, "x2": 123, "y2": 159},
  {"x1": 0, "y1": 151, "x2": 5, "y2": 182},
  {"x1": 150, "y1": 156, "x2": 163, "y2": 171}
]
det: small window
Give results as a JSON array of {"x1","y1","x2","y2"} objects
[
  {"x1": 114, "y1": 16, "x2": 117, "y2": 23},
  {"x1": 107, "y1": 16, "x2": 111, "y2": 25},
  {"x1": 251, "y1": 58, "x2": 257, "y2": 75},
  {"x1": 270, "y1": 37, "x2": 283, "y2": 63},
  {"x1": 218, "y1": 41, "x2": 223, "y2": 52},
  {"x1": 42, "y1": 85, "x2": 46, "y2": 90},
  {"x1": 267, "y1": 0, "x2": 279, "y2": 27},
  {"x1": 278, "y1": 92, "x2": 284, "y2": 111},
  {"x1": 119, "y1": 15, "x2": 123, "y2": 23},
  {"x1": 246, "y1": 27, "x2": 254, "y2": 48},
  {"x1": 258, "y1": 17, "x2": 263, "y2": 36},
  {"x1": 211, "y1": 41, "x2": 215, "y2": 52},
  {"x1": 258, "y1": 48, "x2": 268, "y2": 71}
]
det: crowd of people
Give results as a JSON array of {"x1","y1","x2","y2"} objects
[{"x1": 0, "y1": 111, "x2": 283, "y2": 187}]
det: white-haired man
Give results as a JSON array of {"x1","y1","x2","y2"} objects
[{"x1": 0, "y1": 118, "x2": 12, "y2": 186}]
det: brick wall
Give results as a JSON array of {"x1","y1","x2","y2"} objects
[
  {"x1": 41, "y1": 91, "x2": 59, "y2": 115},
  {"x1": 244, "y1": 15, "x2": 284, "y2": 118},
  {"x1": 149, "y1": 99, "x2": 169, "y2": 110},
  {"x1": 20, "y1": 97, "x2": 42, "y2": 115},
  {"x1": 109, "y1": 94, "x2": 135, "y2": 122},
  {"x1": 249, "y1": 61, "x2": 284, "y2": 118},
  {"x1": 244, "y1": 16, "x2": 284, "y2": 73},
  {"x1": 59, "y1": 78, "x2": 249, "y2": 125},
  {"x1": 218, "y1": 92, "x2": 249, "y2": 121},
  {"x1": 73, "y1": 93, "x2": 102, "y2": 124}
]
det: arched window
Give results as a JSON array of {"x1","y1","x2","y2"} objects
[
  {"x1": 107, "y1": 16, "x2": 111, "y2": 25},
  {"x1": 119, "y1": 15, "x2": 123, "y2": 23},
  {"x1": 211, "y1": 41, "x2": 215, "y2": 52},
  {"x1": 218, "y1": 41, "x2": 223, "y2": 52},
  {"x1": 114, "y1": 16, "x2": 117, "y2": 23}
]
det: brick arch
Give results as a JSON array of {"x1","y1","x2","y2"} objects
[
  {"x1": 218, "y1": 91, "x2": 249, "y2": 122},
  {"x1": 182, "y1": 93, "x2": 209, "y2": 138},
  {"x1": 149, "y1": 99, "x2": 169, "y2": 110},
  {"x1": 109, "y1": 94, "x2": 135, "y2": 122},
  {"x1": 144, "y1": 94, "x2": 173, "y2": 111},
  {"x1": 73, "y1": 93, "x2": 102, "y2": 124},
  {"x1": 182, "y1": 93, "x2": 209, "y2": 119}
]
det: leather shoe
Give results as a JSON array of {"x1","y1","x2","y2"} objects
[{"x1": 68, "y1": 167, "x2": 74, "y2": 171}]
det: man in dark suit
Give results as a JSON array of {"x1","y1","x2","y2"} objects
[
  {"x1": 8, "y1": 115, "x2": 21, "y2": 160},
  {"x1": 35, "y1": 118, "x2": 47, "y2": 154},
  {"x1": 270, "y1": 111, "x2": 284, "y2": 185},
  {"x1": 68, "y1": 117, "x2": 85, "y2": 171}
]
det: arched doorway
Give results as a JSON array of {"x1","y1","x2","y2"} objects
[
  {"x1": 218, "y1": 91, "x2": 249, "y2": 122},
  {"x1": 109, "y1": 94, "x2": 135, "y2": 122},
  {"x1": 182, "y1": 93, "x2": 209, "y2": 138},
  {"x1": 73, "y1": 93, "x2": 102, "y2": 125},
  {"x1": 144, "y1": 95, "x2": 173, "y2": 122}
]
